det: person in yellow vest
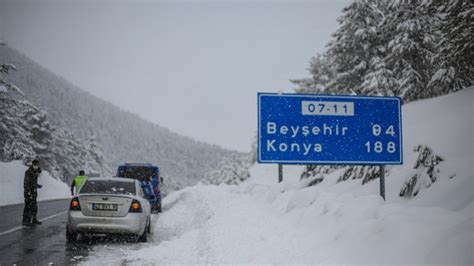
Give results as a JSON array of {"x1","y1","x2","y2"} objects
[{"x1": 71, "y1": 170, "x2": 88, "y2": 195}]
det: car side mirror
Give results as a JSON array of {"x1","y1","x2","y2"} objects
[{"x1": 161, "y1": 177, "x2": 164, "y2": 183}]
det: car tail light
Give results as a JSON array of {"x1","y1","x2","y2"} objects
[
  {"x1": 70, "y1": 197, "x2": 81, "y2": 211},
  {"x1": 129, "y1": 199, "x2": 142, "y2": 213}
]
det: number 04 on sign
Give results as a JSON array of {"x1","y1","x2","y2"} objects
[{"x1": 258, "y1": 93, "x2": 403, "y2": 165}]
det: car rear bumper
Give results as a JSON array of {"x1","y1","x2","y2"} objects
[{"x1": 68, "y1": 211, "x2": 146, "y2": 235}]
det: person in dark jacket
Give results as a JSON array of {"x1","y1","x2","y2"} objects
[{"x1": 22, "y1": 159, "x2": 43, "y2": 226}]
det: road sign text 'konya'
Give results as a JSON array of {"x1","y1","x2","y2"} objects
[{"x1": 258, "y1": 93, "x2": 403, "y2": 165}]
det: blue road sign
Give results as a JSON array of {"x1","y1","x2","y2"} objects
[{"x1": 258, "y1": 93, "x2": 403, "y2": 165}]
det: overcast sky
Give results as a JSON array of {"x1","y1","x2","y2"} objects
[{"x1": 0, "y1": 0, "x2": 350, "y2": 152}]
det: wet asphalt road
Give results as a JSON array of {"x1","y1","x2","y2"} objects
[
  {"x1": 0, "y1": 199, "x2": 160, "y2": 265},
  {"x1": 0, "y1": 199, "x2": 93, "y2": 265}
]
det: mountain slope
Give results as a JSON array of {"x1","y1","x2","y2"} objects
[{"x1": 0, "y1": 45, "x2": 240, "y2": 190}]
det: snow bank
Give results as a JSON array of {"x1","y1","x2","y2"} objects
[
  {"x1": 87, "y1": 179, "x2": 472, "y2": 264},
  {"x1": 0, "y1": 160, "x2": 70, "y2": 206},
  {"x1": 85, "y1": 88, "x2": 473, "y2": 264}
]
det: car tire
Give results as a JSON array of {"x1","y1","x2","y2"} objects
[
  {"x1": 137, "y1": 229, "x2": 147, "y2": 243},
  {"x1": 66, "y1": 225, "x2": 78, "y2": 242}
]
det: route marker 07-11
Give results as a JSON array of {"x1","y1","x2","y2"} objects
[{"x1": 257, "y1": 93, "x2": 403, "y2": 199}]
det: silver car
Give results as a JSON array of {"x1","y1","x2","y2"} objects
[{"x1": 66, "y1": 177, "x2": 151, "y2": 242}]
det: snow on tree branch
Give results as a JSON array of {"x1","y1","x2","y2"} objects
[{"x1": 399, "y1": 145, "x2": 444, "y2": 197}]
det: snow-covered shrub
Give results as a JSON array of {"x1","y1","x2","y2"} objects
[
  {"x1": 300, "y1": 164, "x2": 382, "y2": 187},
  {"x1": 300, "y1": 165, "x2": 338, "y2": 186},
  {"x1": 399, "y1": 145, "x2": 444, "y2": 197},
  {"x1": 337, "y1": 165, "x2": 381, "y2": 185},
  {"x1": 207, "y1": 155, "x2": 251, "y2": 185}
]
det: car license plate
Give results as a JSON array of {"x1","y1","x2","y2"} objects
[{"x1": 92, "y1": 203, "x2": 118, "y2": 211}]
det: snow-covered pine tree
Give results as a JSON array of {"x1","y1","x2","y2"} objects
[
  {"x1": 0, "y1": 97, "x2": 38, "y2": 161},
  {"x1": 83, "y1": 137, "x2": 108, "y2": 175},
  {"x1": 359, "y1": 1, "x2": 401, "y2": 97},
  {"x1": 0, "y1": 41, "x2": 50, "y2": 163},
  {"x1": 361, "y1": 56, "x2": 398, "y2": 97},
  {"x1": 291, "y1": 54, "x2": 335, "y2": 94},
  {"x1": 49, "y1": 129, "x2": 110, "y2": 181},
  {"x1": 0, "y1": 86, "x2": 53, "y2": 168},
  {"x1": 207, "y1": 154, "x2": 251, "y2": 185},
  {"x1": 300, "y1": 165, "x2": 339, "y2": 186},
  {"x1": 0, "y1": 42, "x2": 109, "y2": 181},
  {"x1": 428, "y1": 0, "x2": 473, "y2": 94},
  {"x1": 0, "y1": 41, "x2": 23, "y2": 96},
  {"x1": 399, "y1": 145, "x2": 444, "y2": 197},
  {"x1": 0, "y1": 89, "x2": 109, "y2": 181},
  {"x1": 337, "y1": 165, "x2": 381, "y2": 185},
  {"x1": 326, "y1": 0, "x2": 385, "y2": 95},
  {"x1": 384, "y1": 0, "x2": 441, "y2": 102}
]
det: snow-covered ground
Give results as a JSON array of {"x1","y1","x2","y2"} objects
[
  {"x1": 85, "y1": 88, "x2": 473, "y2": 264},
  {"x1": 0, "y1": 160, "x2": 70, "y2": 206}
]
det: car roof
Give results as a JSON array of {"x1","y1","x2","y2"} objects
[
  {"x1": 123, "y1": 163, "x2": 153, "y2": 166},
  {"x1": 86, "y1": 177, "x2": 136, "y2": 183}
]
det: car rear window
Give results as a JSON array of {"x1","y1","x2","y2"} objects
[
  {"x1": 80, "y1": 180, "x2": 135, "y2": 195},
  {"x1": 117, "y1": 166, "x2": 158, "y2": 182}
]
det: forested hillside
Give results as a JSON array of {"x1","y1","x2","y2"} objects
[
  {"x1": 0, "y1": 44, "x2": 240, "y2": 190},
  {"x1": 292, "y1": 0, "x2": 472, "y2": 101}
]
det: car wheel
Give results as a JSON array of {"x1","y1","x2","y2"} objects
[
  {"x1": 146, "y1": 217, "x2": 151, "y2": 233},
  {"x1": 66, "y1": 225, "x2": 78, "y2": 242},
  {"x1": 137, "y1": 229, "x2": 147, "y2": 243},
  {"x1": 158, "y1": 204, "x2": 162, "y2": 213}
]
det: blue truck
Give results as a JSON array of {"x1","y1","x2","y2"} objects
[{"x1": 116, "y1": 163, "x2": 163, "y2": 213}]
